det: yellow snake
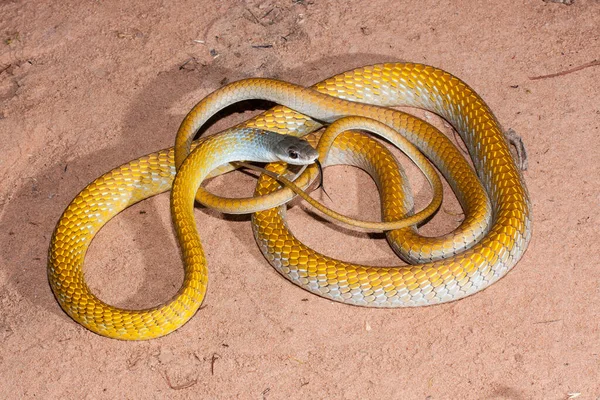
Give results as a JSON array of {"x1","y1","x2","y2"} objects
[{"x1": 48, "y1": 63, "x2": 532, "y2": 340}]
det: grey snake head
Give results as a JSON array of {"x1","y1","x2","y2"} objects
[{"x1": 272, "y1": 134, "x2": 319, "y2": 165}]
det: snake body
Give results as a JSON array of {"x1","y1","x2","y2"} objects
[{"x1": 48, "y1": 63, "x2": 532, "y2": 340}]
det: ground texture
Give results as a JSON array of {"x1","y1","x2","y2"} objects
[{"x1": 1, "y1": 0, "x2": 599, "y2": 398}]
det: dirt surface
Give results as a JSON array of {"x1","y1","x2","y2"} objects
[{"x1": 1, "y1": 0, "x2": 599, "y2": 398}]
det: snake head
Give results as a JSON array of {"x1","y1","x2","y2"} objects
[{"x1": 273, "y1": 135, "x2": 319, "y2": 165}]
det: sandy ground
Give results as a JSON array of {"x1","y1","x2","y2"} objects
[{"x1": 1, "y1": 0, "x2": 599, "y2": 398}]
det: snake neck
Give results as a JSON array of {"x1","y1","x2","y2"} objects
[{"x1": 172, "y1": 129, "x2": 304, "y2": 214}]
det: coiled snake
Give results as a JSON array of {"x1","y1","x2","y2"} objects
[{"x1": 48, "y1": 63, "x2": 532, "y2": 340}]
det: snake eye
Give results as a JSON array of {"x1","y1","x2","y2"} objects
[{"x1": 288, "y1": 149, "x2": 299, "y2": 159}]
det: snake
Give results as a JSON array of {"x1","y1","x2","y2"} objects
[{"x1": 48, "y1": 62, "x2": 532, "y2": 340}]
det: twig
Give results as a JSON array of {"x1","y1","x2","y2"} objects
[
  {"x1": 262, "y1": 387, "x2": 271, "y2": 399},
  {"x1": 262, "y1": 8, "x2": 274, "y2": 19},
  {"x1": 542, "y1": 0, "x2": 573, "y2": 4},
  {"x1": 210, "y1": 353, "x2": 221, "y2": 375},
  {"x1": 529, "y1": 59, "x2": 599, "y2": 80},
  {"x1": 0, "y1": 64, "x2": 11, "y2": 75},
  {"x1": 179, "y1": 58, "x2": 194, "y2": 70},
  {"x1": 533, "y1": 319, "x2": 562, "y2": 324},
  {"x1": 245, "y1": 7, "x2": 260, "y2": 24}
]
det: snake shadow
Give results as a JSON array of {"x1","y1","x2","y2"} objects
[{"x1": 4, "y1": 52, "x2": 436, "y2": 323}]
